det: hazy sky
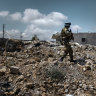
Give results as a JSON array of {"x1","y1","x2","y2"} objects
[{"x1": 0, "y1": 0, "x2": 96, "y2": 40}]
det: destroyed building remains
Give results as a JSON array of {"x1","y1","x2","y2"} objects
[
  {"x1": 52, "y1": 32, "x2": 96, "y2": 45},
  {"x1": 0, "y1": 40, "x2": 96, "y2": 96}
]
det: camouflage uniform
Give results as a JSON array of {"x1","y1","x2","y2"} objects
[{"x1": 60, "y1": 23, "x2": 74, "y2": 62}]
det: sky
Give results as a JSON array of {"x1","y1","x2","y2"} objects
[{"x1": 0, "y1": 0, "x2": 96, "y2": 40}]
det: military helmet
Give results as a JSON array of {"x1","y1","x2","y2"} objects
[{"x1": 65, "y1": 22, "x2": 71, "y2": 27}]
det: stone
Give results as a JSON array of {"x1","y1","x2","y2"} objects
[
  {"x1": 48, "y1": 58, "x2": 54, "y2": 62},
  {"x1": 16, "y1": 75, "x2": 24, "y2": 82},
  {"x1": 0, "y1": 90, "x2": 5, "y2": 96},
  {"x1": 8, "y1": 77, "x2": 13, "y2": 82},
  {"x1": 42, "y1": 92, "x2": 47, "y2": 96},
  {"x1": 34, "y1": 89, "x2": 42, "y2": 96},
  {"x1": 89, "y1": 85, "x2": 94, "y2": 90},
  {"x1": 10, "y1": 66, "x2": 20, "y2": 74},
  {"x1": 41, "y1": 87, "x2": 46, "y2": 92},
  {"x1": 83, "y1": 65, "x2": 91, "y2": 71},
  {"x1": 72, "y1": 85, "x2": 77, "y2": 90},
  {"x1": 65, "y1": 89, "x2": 69, "y2": 93},
  {"x1": 82, "y1": 84, "x2": 88, "y2": 90},
  {"x1": 14, "y1": 88, "x2": 21, "y2": 95},
  {"x1": 85, "y1": 59, "x2": 93, "y2": 65},
  {"x1": 0, "y1": 66, "x2": 6, "y2": 76},
  {"x1": 0, "y1": 40, "x2": 96, "y2": 96},
  {"x1": 66, "y1": 94, "x2": 73, "y2": 96},
  {"x1": 26, "y1": 83, "x2": 34, "y2": 89}
]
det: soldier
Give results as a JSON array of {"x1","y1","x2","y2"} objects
[{"x1": 60, "y1": 22, "x2": 74, "y2": 62}]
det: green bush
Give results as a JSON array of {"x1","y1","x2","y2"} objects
[
  {"x1": 32, "y1": 35, "x2": 39, "y2": 41},
  {"x1": 32, "y1": 36, "x2": 36, "y2": 41},
  {"x1": 45, "y1": 66, "x2": 64, "y2": 80}
]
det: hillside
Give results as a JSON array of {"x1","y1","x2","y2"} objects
[{"x1": 0, "y1": 41, "x2": 96, "y2": 96}]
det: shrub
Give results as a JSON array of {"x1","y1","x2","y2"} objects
[
  {"x1": 32, "y1": 35, "x2": 39, "y2": 41},
  {"x1": 45, "y1": 66, "x2": 65, "y2": 80}
]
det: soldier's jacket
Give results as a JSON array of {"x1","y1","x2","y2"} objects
[{"x1": 60, "y1": 27, "x2": 74, "y2": 43}]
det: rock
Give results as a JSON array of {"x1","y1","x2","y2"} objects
[
  {"x1": 34, "y1": 89, "x2": 42, "y2": 96},
  {"x1": 26, "y1": 73, "x2": 31, "y2": 77},
  {"x1": 21, "y1": 92, "x2": 32, "y2": 96},
  {"x1": 0, "y1": 40, "x2": 96, "y2": 95},
  {"x1": 42, "y1": 92, "x2": 47, "y2": 96},
  {"x1": 8, "y1": 77, "x2": 13, "y2": 82},
  {"x1": 0, "y1": 90, "x2": 5, "y2": 96},
  {"x1": 26, "y1": 83, "x2": 34, "y2": 89},
  {"x1": 82, "y1": 84, "x2": 88, "y2": 90},
  {"x1": 78, "y1": 93, "x2": 92, "y2": 96},
  {"x1": 6, "y1": 57, "x2": 13, "y2": 60},
  {"x1": 41, "y1": 87, "x2": 46, "y2": 92},
  {"x1": 83, "y1": 65, "x2": 91, "y2": 71},
  {"x1": 72, "y1": 85, "x2": 77, "y2": 90},
  {"x1": 0, "y1": 66, "x2": 6, "y2": 76},
  {"x1": 16, "y1": 75, "x2": 24, "y2": 82},
  {"x1": 66, "y1": 94, "x2": 73, "y2": 96},
  {"x1": 34, "y1": 42, "x2": 41, "y2": 47},
  {"x1": 65, "y1": 89, "x2": 69, "y2": 93},
  {"x1": 10, "y1": 66, "x2": 20, "y2": 74},
  {"x1": 85, "y1": 59, "x2": 93, "y2": 65},
  {"x1": 48, "y1": 58, "x2": 54, "y2": 62},
  {"x1": 88, "y1": 85, "x2": 94, "y2": 91},
  {"x1": 14, "y1": 88, "x2": 21, "y2": 95}
]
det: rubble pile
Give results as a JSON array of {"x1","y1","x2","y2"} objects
[{"x1": 0, "y1": 40, "x2": 96, "y2": 96}]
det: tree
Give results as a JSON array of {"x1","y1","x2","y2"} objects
[{"x1": 32, "y1": 35, "x2": 39, "y2": 41}]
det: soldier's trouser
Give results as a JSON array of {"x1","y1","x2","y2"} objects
[{"x1": 61, "y1": 43, "x2": 73, "y2": 61}]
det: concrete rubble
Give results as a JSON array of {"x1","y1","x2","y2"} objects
[{"x1": 0, "y1": 40, "x2": 96, "y2": 96}]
